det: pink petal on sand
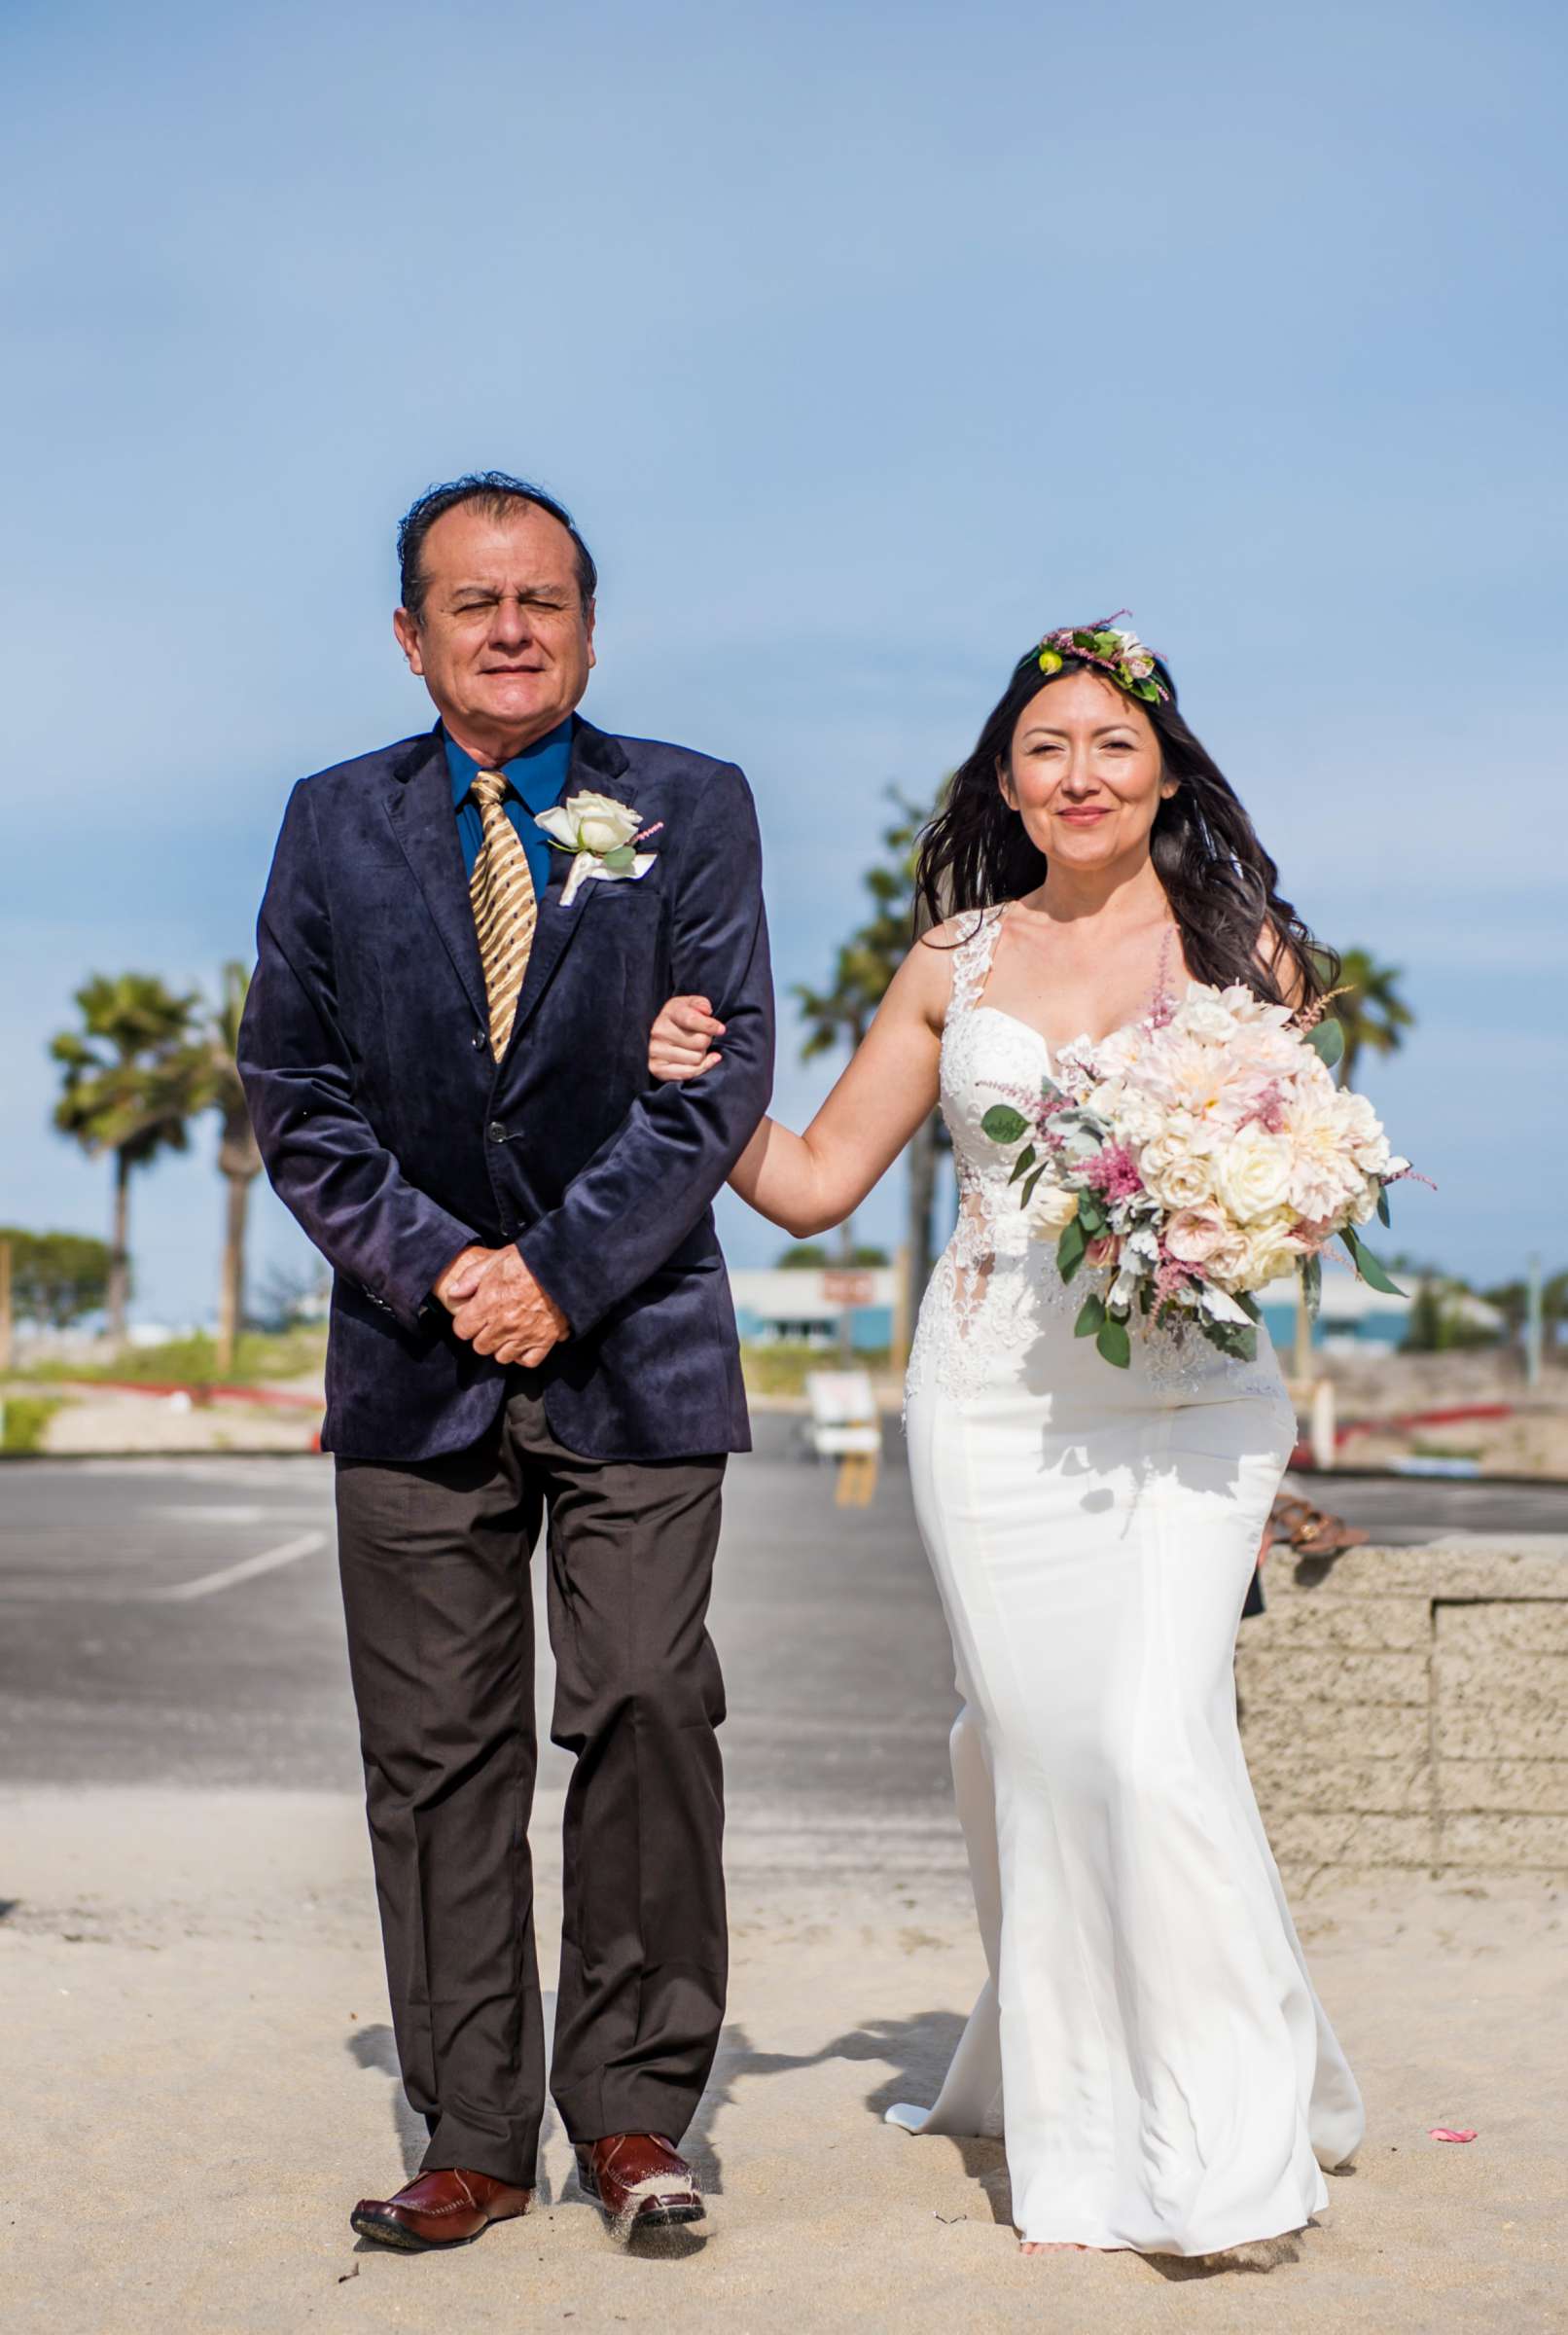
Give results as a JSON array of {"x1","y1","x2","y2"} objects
[{"x1": 1428, "y1": 2127, "x2": 1478, "y2": 2143}]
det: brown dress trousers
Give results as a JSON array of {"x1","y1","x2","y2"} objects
[{"x1": 335, "y1": 1376, "x2": 728, "y2": 2186}]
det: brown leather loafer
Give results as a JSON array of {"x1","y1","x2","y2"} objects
[
  {"x1": 350, "y1": 2167, "x2": 532, "y2": 2251},
  {"x1": 575, "y1": 2133, "x2": 705, "y2": 2236}
]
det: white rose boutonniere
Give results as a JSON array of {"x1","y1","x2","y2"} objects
[{"x1": 535, "y1": 791, "x2": 660, "y2": 908}]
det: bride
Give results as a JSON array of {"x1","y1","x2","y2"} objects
[{"x1": 646, "y1": 621, "x2": 1366, "y2": 2258}]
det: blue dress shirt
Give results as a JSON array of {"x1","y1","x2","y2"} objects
[{"x1": 444, "y1": 718, "x2": 575, "y2": 905}]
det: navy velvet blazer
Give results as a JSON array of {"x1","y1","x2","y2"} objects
[{"x1": 236, "y1": 717, "x2": 774, "y2": 1462}]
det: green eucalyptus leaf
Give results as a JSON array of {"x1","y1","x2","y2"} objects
[
  {"x1": 1096, "y1": 1314, "x2": 1131, "y2": 1368},
  {"x1": 1342, "y1": 1225, "x2": 1405, "y2": 1296},
  {"x1": 1057, "y1": 1218, "x2": 1087, "y2": 1282},
  {"x1": 1234, "y1": 1290, "x2": 1262, "y2": 1322},
  {"x1": 1376, "y1": 1185, "x2": 1392, "y2": 1228},
  {"x1": 1008, "y1": 1142, "x2": 1037, "y2": 1185},
  {"x1": 1308, "y1": 1018, "x2": 1344, "y2": 1069},
  {"x1": 1075, "y1": 1294, "x2": 1106, "y2": 1339},
  {"x1": 600, "y1": 844, "x2": 637, "y2": 873},
  {"x1": 981, "y1": 1104, "x2": 1029, "y2": 1145},
  {"x1": 1301, "y1": 1252, "x2": 1322, "y2": 1321}
]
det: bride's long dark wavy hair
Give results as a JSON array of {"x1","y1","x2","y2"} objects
[{"x1": 914, "y1": 642, "x2": 1334, "y2": 1008}]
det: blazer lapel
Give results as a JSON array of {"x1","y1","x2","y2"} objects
[
  {"x1": 383, "y1": 731, "x2": 490, "y2": 1031},
  {"x1": 505, "y1": 718, "x2": 635, "y2": 1052}
]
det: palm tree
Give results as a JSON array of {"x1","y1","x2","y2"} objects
[
  {"x1": 795, "y1": 785, "x2": 949, "y2": 1352},
  {"x1": 1327, "y1": 948, "x2": 1414, "y2": 1089},
  {"x1": 51, "y1": 974, "x2": 202, "y2": 1345},
  {"x1": 186, "y1": 962, "x2": 264, "y2": 1374}
]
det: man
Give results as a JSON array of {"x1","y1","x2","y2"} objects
[{"x1": 237, "y1": 472, "x2": 773, "y2": 2248}]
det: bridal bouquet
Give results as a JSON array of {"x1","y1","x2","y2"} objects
[{"x1": 981, "y1": 985, "x2": 1413, "y2": 1370}]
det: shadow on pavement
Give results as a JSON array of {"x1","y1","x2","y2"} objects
[
  {"x1": 346, "y1": 2022, "x2": 428, "y2": 2177},
  {"x1": 692, "y1": 2010, "x2": 1015, "y2": 2223}
]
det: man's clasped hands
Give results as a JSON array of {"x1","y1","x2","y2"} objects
[{"x1": 432, "y1": 1245, "x2": 568, "y2": 1370}]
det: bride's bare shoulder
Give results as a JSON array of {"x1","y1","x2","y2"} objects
[
  {"x1": 896, "y1": 909, "x2": 999, "y2": 1029},
  {"x1": 921, "y1": 908, "x2": 992, "y2": 948}
]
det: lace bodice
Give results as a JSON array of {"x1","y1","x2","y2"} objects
[
  {"x1": 905, "y1": 907, "x2": 1292, "y2": 1417},
  {"x1": 939, "y1": 908, "x2": 1048, "y2": 1270}
]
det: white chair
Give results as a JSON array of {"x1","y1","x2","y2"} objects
[{"x1": 803, "y1": 1370, "x2": 882, "y2": 1504}]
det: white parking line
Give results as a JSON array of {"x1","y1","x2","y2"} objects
[
  {"x1": 146, "y1": 1530, "x2": 328, "y2": 1602},
  {"x1": 145, "y1": 1505, "x2": 269, "y2": 1526}
]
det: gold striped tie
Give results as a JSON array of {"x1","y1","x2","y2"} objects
[{"x1": 468, "y1": 769, "x2": 538, "y2": 1058}]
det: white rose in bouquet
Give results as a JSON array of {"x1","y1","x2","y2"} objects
[
  {"x1": 1214, "y1": 1128, "x2": 1293, "y2": 1223},
  {"x1": 1240, "y1": 1212, "x2": 1307, "y2": 1285},
  {"x1": 1146, "y1": 1151, "x2": 1217, "y2": 1211},
  {"x1": 1115, "y1": 1091, "x2": 1166, "y2": 1147},
  {"x1": 1176, "y1": 992, "x2": 1241, "y2": 1044},
  {"x1": 1029, "y1": 1180, "x2": 1081, "y2": 1236}
]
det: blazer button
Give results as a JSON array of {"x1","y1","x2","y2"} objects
[
  {"x1": 472, "y1": 1029, "x2": 488, "y2": 1051},
  {"x1": 487, "y1": 1121, "x2": 508, "y2": 1145}
]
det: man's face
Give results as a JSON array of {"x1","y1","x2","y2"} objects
[{"x1": 393, "y1": 500, "x2": 595, "y2": 756}]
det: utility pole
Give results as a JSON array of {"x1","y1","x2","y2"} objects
[
  {"x1": 1294, "y1": 1278, "x2": 1314, "y2": 1382},
  {"x1": 890, "y1": 1241, "x2": 911, "y2": 1376},
  {"x1": 836, "y1": 1214, "x2": 856, "y2": 1365},
  {"x1": 1525, "y1": 1251, "x2": 1544, "y2": 1390},
  {"x1": 0, "y1": 1237, "x2": 13, "y2": 1377}
]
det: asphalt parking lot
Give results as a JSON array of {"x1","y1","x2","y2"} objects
[{"x1": 0, "y1": 1427, "x2": 1558, "y2": 1816}]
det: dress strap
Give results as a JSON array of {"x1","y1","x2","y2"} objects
[{"x1": 946, "y1": 905, "x2": 1007, "y2": 1020}]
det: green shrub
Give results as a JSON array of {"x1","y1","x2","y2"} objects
[
  {"x1": 1, "y1": 1396, "x2": 63, "y2": 1454},
  {"x1": 25, "y1": 1326, "x2": 326, "y2": 1387},
  {"x1": 741, "y1": 1342, "x2": 891, "y2": 1397}
]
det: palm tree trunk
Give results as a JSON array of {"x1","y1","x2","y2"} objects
[
  {"x1": 904, "y1": 1108, "x2": 940, "y2": 1348},
  {"x1": 217, "y1": 1171, "x2": 253, "y2": 1375},
  {"x1": 107, "y1": 1149, "x2": 130, "y2": 1347},
  {"x1": 835, "y1": 1211, "x2": 857, "y2": 1362}
]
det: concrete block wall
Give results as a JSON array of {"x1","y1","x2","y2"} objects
[{"x1": 1235, "y1": 1536, "x2": 1568, "y2": 1885}]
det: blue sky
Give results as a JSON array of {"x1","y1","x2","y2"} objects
[{"x1": 2, "y1": 0, "x2": 1563, "y2": 1323}]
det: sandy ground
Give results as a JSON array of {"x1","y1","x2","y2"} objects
[{"x1": 3, "y1": 1787, "x2": 1564, "y2": 2335}]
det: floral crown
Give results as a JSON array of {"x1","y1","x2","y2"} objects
[{"x1": 1035, "y1": 610, "x2": 1169, "y2": 705}]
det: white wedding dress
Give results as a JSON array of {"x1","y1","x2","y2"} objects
[{"x1": 892, "y1": 907, "x2": 1365, "y2": 2256}]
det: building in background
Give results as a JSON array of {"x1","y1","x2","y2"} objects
[
  {"x1": 1256, "y1": 1265, "x2": 1499, "y2": 1355},
  {"x1": 730, "y1": 1267, "x2": 896, "y2": 1353}
]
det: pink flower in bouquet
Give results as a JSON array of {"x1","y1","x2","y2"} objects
[
  {"x1": 1165, "y1": 1206, "x2": 1231, "y2": 1265},
  {"x1": 1240, "y1": 1079, "x2": 1289, "y2": 1135},
  {"x1": 1083, "y1": 1143, "x2": 1144, "y2": 1203},
  {"x1": 1155, "y1": 1254, "x2": 1197, "y2": 1307}
]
